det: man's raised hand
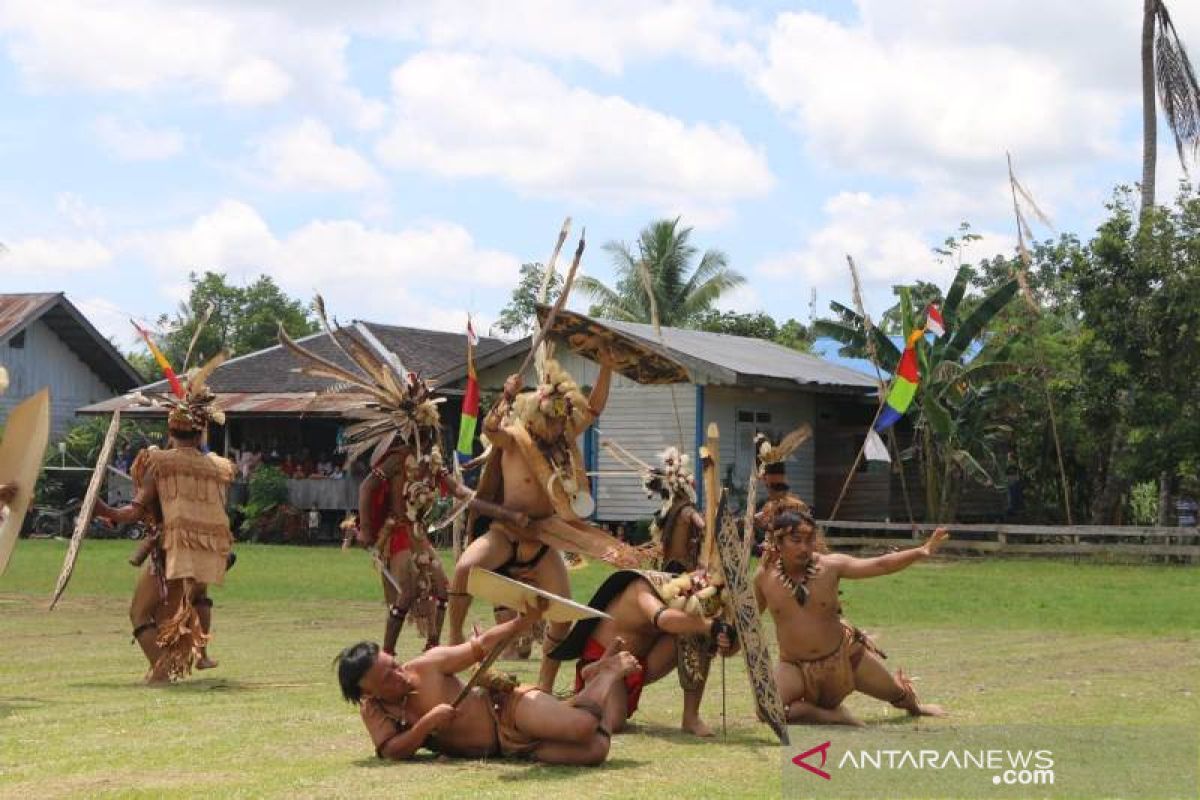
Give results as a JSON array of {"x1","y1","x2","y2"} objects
[{"x1": 923, "y1": 527, "x2": 950, "y2": 556}]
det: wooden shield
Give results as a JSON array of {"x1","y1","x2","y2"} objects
[
  {"x1": 0, "y1": 388, "x2": 51, "y2": 575},
  {"x1": 534, "y1": 306, "x2": 690, "y2": 385},
  {"x1": 49, "y1": 409, "x2": 122, "y2": 609},
  {"x1": 714, "y1": 488, "x2": 790, "y2": 745},
  {"x1": 466, "y1": 567, "x2": 611, "y2": 624}
]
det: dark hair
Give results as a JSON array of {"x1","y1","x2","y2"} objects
[
  {"x1": 335, "y1": 641, "x2": 380, "y2": 704},
  {"x1": 772, "y1": 510, "x2": 817, "y2": 532},
  {"x1": 168, "y1": 427, "x2": 202, "y2": 443}
]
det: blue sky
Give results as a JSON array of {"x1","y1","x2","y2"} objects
[{"x1": 1, "y1": 0, "x2": 1197, "y2": 352}]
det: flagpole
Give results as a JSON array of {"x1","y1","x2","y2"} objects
[{"x1": 828, "y1": 399, "x2": 887, "y2": 521}]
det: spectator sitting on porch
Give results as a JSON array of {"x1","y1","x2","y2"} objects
[
  {"x1": 281, "y1": 455, "x2": 298, "y2": 477},
  {"x1": 316, "y1": 454, "x2": 334, "y2": 477},
  {"x1": 330, "y1": 464, "x2": 345, "y2": 479},
  {"x1": 299, "y1": 449, "x2": 316, "y2": 478}
]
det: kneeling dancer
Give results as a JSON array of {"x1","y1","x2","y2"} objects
[
  {"x1": 754, "y1": 510, "x2": 948, "y2": 726},
  {"x1": 550, "y1": 569, "x2": 736, "y2": 736},
  {"x1": 336, "y1": 600, "x2": 638, "y2": 764}
]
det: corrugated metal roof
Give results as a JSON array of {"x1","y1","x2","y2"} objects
[
  {"x1": 0, "y1": 293, "x2": 60, "y2": 341},
  {"x1": 78, "y1": 391, "x2": 381, "y2": 417},
  {"x1": 601, "y1": 319, "x2": 877, "y2": 389}
]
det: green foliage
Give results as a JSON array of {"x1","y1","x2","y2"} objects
[
  {"x1": 578, "y1": 217, "x2": 744, "y2": 327},
  {"x1": 238, "y1": 465, "x2": 290, "y2": 537},
  {"x1": 817, "y1": 242, "x2": 1018, "y2": 522},
  {"x1": 494, "y1": 262, "x2": 562, "y2": 336},
  {"x1": 52, "y1": 416, "x2": 164, "y2": 468},
  {"x1": 151, "y1": 271, "x2": 317, "y2": 369},
  {"x1": 1128, "y1": 481, "x2": 1160, "y2": 525},
  {"x1": 693, "y1": 309, "x2": 776, "y2": 339}
]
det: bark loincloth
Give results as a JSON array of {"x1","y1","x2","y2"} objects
[
  {"x1": 488, "y1": 683, "x2": 540, "y2": 757},
  {"x1": 782, "y1": 623, "x2": 887, "y2": 710}
]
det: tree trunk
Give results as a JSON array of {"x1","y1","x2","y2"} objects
[
  {"x1": 1141, "y1": 0, "x2": 1158, "y2": 212},
  {"x1": 1157, "y1": 469, "x2": 1173, "y2": 526}
]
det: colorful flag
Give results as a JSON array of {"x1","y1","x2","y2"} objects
[
  {"x1": 874, "y1": 329, "x2": 923, "y2": 433},
  {"x1": 925, "y1": 304, "x2": 945, "y2": 337},
  {"x1": 132, "y1": 320, "x2": 184, "y2": 398},
  {"x1": 863, "y1": 429, "x2": 891, "y2": 462},
  {"x1": 456, "y1": 317, "x2": 479, "y2": 461}
]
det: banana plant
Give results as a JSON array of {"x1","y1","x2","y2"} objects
[{"x1": 815, "y1": 266, "x2": 1020, "y2": 520}]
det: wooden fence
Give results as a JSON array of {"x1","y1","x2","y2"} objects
[{"x1": 818, "y1": 520, "x2": 1200, "y2": 562}]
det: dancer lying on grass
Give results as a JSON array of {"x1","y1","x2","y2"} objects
[
  {"x1": 754, "y1": 510, "x2": 948, "y2": 726},
  {"x1": 336, "y1": 598, "x2": 638, "y2": 764}
]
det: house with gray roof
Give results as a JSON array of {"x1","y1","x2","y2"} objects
[
  {"x1": 433, "y1": 314, "x2": 880, "y2": 522},
  {"x1": 0, "y1": 293, "x2": 142, "y2": 437}
]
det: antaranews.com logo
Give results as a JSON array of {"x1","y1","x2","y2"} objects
[{"x1": 791, "y1": 739, "x2": 1055, "y2": 787}]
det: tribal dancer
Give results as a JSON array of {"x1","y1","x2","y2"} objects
[
  {"x1": 95, "y1": 355, "x2": 235, "y2": 683},
  {"x1": 449, "y1": 355, "x2": 639, "y2": 692},
  {"x1": 752, "y1": 430, "x2": 813, "y2": 534},
  {"x1": 550, "y1": 569, "x2": 737, "y2": 737},
  {"x1": 279, "y1": 312, "x2": 525, "y2": 656},
  {"x1": 755, "y1": 510, "x2": 948, "y2": 725},
  {"x1": 643, "y1": 446, "x2": 704, "y2": 574},
  {"x1": 336, "y1": 599, "x2": 637, "y2": 764}
]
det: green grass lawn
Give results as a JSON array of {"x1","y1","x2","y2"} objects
[{"x1": 1, "y1": 541, "x2": 1197, "y2": 799}]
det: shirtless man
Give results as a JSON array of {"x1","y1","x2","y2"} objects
[
  {"x1": 449, "y1": 354, "x2": 632, "y2": 692},
  {"x1": 755, "y1": 510, "x2": 947, "y2": 726},
  {"x1": 643, "y1": 447, "x2": 704, "y2": 574},
  {"x1": 550, "y1": 570, "x2": 736, "y2": 736},
  {"x1": 337, "y1": 599, "x2": 638, "y2": 765},
  {"x1": 753, "y1": 461, "x2": 810, "y2": 534}
]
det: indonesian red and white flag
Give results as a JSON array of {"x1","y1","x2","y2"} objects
[
  {"x1": 466, "y1": 317, "x2": 479, "y2": 347},
  {"x1": 925, "y1": 304, "x2": 945, "y2": 337}
]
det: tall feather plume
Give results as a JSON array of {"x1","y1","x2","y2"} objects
[
  {"x1": 181, "y1": 301, "x2": 216, "y2": 373},
  {"x1": 187, "y1": 349, "x2": 228, "y2": 396},
  {"x1": 756, "y1": 424, "x2": 812, "y2": 468},
  {"x1": 277, "y1": 325, "x2": 395, "y2": 404},
  {"x1": 313, "y1": 294, "x2": 360, "y2": 370},
  {"x1": 1155, "y1": 3, "x2": 1200, "y2": 171}
]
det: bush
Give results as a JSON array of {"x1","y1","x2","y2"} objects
[
  {"x1": 239, "y1": 466, "x2": 290, "y2": 539},
  {"x1": 1128, "y1": 481, "x2": 1158, "y2": 526}
]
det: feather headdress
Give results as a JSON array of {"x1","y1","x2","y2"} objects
[
  {"x1": 278, "y1": 298, "x2": 445, "y2": 464},
  {"x1": 128, "y1": 350, "x2": 228, "y2": 432},
  {"x1": 753, "y1": 424, "x2": 812, "y2": 478},
  {"x1": 642, "y1": 445, "x2": 696, "y2": 504}
]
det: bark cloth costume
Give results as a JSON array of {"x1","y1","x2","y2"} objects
[{"x1": 99, "y1": 354, "x2": 235, "y2": 682}]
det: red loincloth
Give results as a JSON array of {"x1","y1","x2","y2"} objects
[{"x1": 575, "y1": 637, "x2": 645, "y2": 717}]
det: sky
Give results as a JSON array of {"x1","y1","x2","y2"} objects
[{"x1": 2, "y1": 0, "x2": 1198, "y2": 352}]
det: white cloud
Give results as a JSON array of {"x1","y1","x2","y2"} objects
[
  {"x1": 253, "y1": 118, "x2": 380, "y2": 192},
  {"x1": 753, "y1": 9, "x2": 1126, "y2": 181},
  {"x1": 55, "y1": 192, "x2": 107, "y2": 232},
  {"x1": 122, "y1": 200, "x2": 521, "y2": 330},
  {"x1": 757, "y1": 190, "x2": 1008, "y2": 300},
  {"x1": 0, "y1": 0, "x2": 379, "y2": 125},
  {"x1": 0, "y1": 236, "x2": 113, "y2": 274},
  {"x1": 219, "y1": 57, "x2": 292, "y2": 106},
  {"x1": 376, "y1": 51, "x2": 772, "y2": 217},
  {"x1": 92, "y1": 115, "x2": 184, "y2": 161}
]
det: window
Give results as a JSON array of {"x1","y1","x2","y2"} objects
[{"x1": 9, "y1": 330, "x2": 25, "y2": 349}]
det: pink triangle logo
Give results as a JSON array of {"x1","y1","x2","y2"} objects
[{"x1": 792, "y1": 740, "x2": 833, "y2": 780}]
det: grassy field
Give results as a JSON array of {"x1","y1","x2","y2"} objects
[{"x1": 1, "y1": 540, "x2": 1197, "y2": 799}]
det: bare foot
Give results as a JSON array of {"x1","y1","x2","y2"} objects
[
  {"x1": 910, "y1": 703, "x2": 947, "y2": 717},
  {"x1": 681, "y1": 716, "x2": 715, "y2": 737},
  {"x1": 580, "y1": 645, "x2": 639, "y2": 683},
  {"x1": 196, "y1": 656, "x2": 218, "y2": 670},
  {"x1": 144, "y1": 669, "x2": 171, "y2": 686}
]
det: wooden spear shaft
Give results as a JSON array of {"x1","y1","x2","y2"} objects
[{"x1": 828, "y1": 399, "x2": 887, "y2": 522}]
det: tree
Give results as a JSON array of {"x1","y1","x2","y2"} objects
[
  {"x1": 879, "y1": 281, "x2": 944, "y2": 334},
  {"x1": 148, "y1": 272, "x2": 317, "y2": 371},
  {"x1": 577, "y1": 217, "x2": 744, "y2": 327},
  {"x1": 1141, "y1": 0, "x2": 1200, "y2": 210},
  {"x1": 816, "y1": 264, "x2": 1019, "y2": 522},
  {"x1": 494, "y1": 262, "x2": 563, "y2": 337},
  {"x1": 692, "y1": 309, "x2": 814, "y2": 352},
  {"x1": 774, "y1": 318, "x2": 815, "y2": 353}
]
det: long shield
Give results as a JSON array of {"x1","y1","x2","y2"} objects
[
  {"x1": 534, "y1": 305, "x2": 691, "y2": 385},
  {"x1": 49, "y1": 409, "x2": 122, "y2": 609},
  {"x1": 714, "y1": 488, "x2": 790, "y2": 745},
  {"x1": 0, "y1": 388, "x2": 51, "y2": 575}
]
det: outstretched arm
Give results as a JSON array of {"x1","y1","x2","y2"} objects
[
  {"x1": 421, "y1": 599, "x2": 544, "y2": 674},
  {"x1": 831, "y1": 528, "x2": 949, "y2": 580},
  {"x1": 587, "y1": 361, "x2": 613, "y2": 418},
  {"x1": 445, "y1": 475, "x2": 529, "y2": 529}
]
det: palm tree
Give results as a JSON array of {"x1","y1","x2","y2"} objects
[
  {"x1": 576, "y1": 217, "x2": 744, "y2": 327},
  {"x1": 1141, "y1": 0, "x2": 1200, "y2": 210}
]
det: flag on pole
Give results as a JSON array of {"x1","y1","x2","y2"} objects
[
  {"x1": 874, "y1": 329, "x2": 924, "y2": 433},
  {"x1": 456, "y1": 317, "x2": 479, "y2": 462},
  {"x1": 925, "y1": 304, "x2": 945, "y2": 337},
  {"x1": 863, "y1": 429, "x2": 891, "y2": 462},
  {"x1": 132, "y1": 320, "x2": 184, "y2": 398}
]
